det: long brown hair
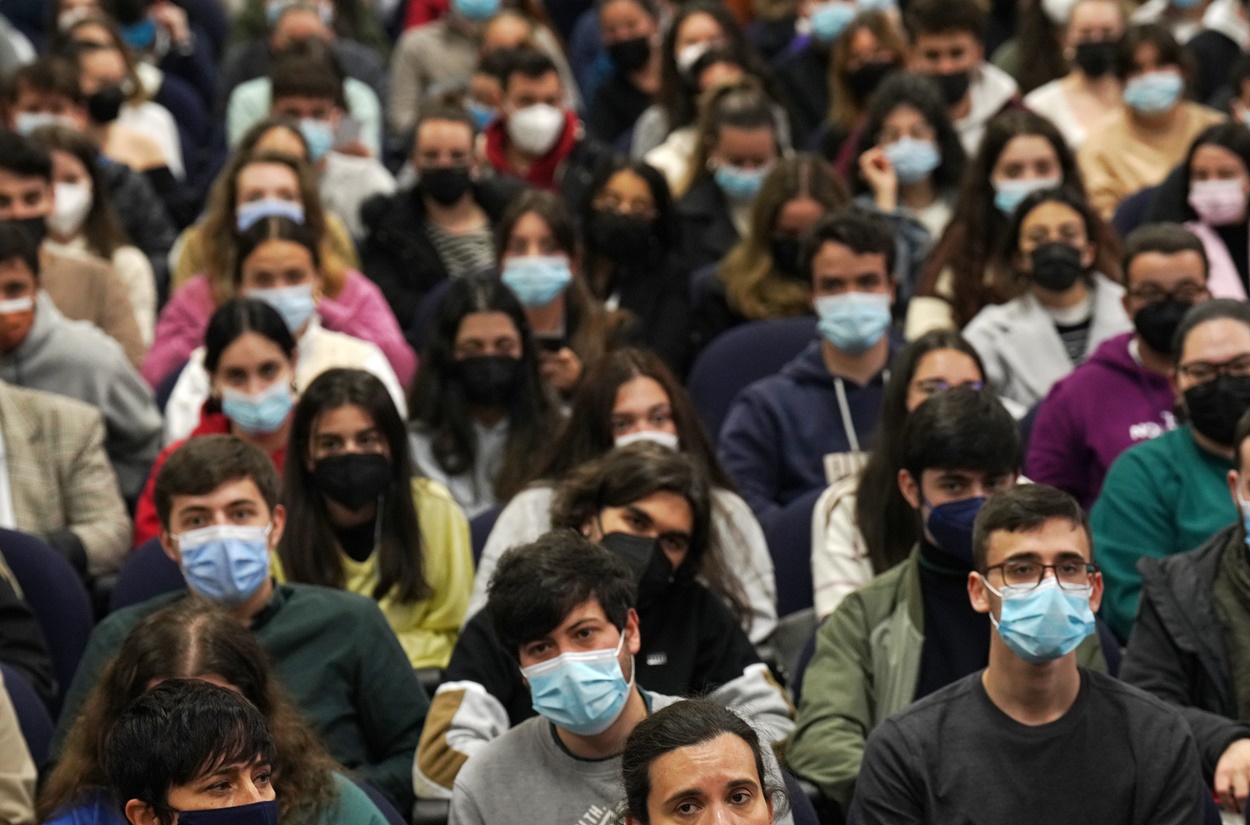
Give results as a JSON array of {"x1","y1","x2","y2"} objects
[
  {"x1": 29, "y1": 123, "x2": 132, "y2": 257},
  {"x1": 39, "y1": 599, "x2": 340, "y2": 825},
  {"x1": 679, "y1": 78, "x2": 778, "y2": 198},
  {"x1": 827, "y1": 12, "x2": 908, "y2": 130}
]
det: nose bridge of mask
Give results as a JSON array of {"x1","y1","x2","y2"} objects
[
  {"x1": 613, "y1": 429, "x2": 680, "y2": 450},
  {"x1": 521, "y1": 630, "x2": 627, "y2": 681},
  {"x1": 177, "y1": 522, "x2": 273, "y2": 548}
]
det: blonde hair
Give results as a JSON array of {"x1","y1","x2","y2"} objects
[{"x1": 827, "y1": 11, "x2": 909, "y2": 129}]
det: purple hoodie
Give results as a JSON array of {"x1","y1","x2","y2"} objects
[{"x1": 1026, "y1": 332, "x2": 1176, "y2": 510}]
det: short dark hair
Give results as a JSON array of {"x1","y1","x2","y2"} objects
[
  {"x1": 413, "y1": 104, "x2": 478, "y2": 146},
  {"x1": 900, "y1": 387, "x2": 1021, "y2": 485},
  {"x1": 1173, "y1": 298, "x2": 1250, "y2": 361},
  {"x1": 0, "y1": 222, "x2": 41, "y2": 278},
  {"x1": 1121, "y1": 223, "x2": 1208, "y2": 284},
  {"x1": 905, "y1": 0, "x2": 987, "y2": 40},
  {"x1": 203, "y1": 297, "x2": 296, "y2": 376},
  {"x1": 269, "y1": 39, "x2": 347, "y2": 107},
  {"x1": 0, "y1": 131, "x2": 52, "y2": 182},
  {"x1": 154, "y1": 436, "x2": 281, "y2": 530},
  {"x1": 800, "y1": 206, "x2": 897, "y2": 284},
  {"x1": 1114, "y1": 24, "x2": 1191, "y2": 82},
  {"x1": 103, "y1": 679, "x2": 275, "y2": 825},
  {"x1": 971, "y1": 483, "x2": 1091, "y2": 571},
  {"x1": 622, "y1": 699, "x2": 779, "y2": 825},
  {"x1": 5, "y1": 55, "x2": 83, "y2": 106},
  {"x1": 487, "y1": 531, "x2": 637, "y2": 658},
  {"x1": 499, "y1": 47, "x2": 560, "y2": 93}
]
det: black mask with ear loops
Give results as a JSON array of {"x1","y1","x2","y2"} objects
[
  {"x1": 597, "y1": 532, "x2": 675, "y2": 609},
  {"x1": 1029, "y1": 242, "x2": 1085, "y2": 292}
]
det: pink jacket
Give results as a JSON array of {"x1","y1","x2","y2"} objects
[
  {"x1": 142, "y1": 271, "x2": 417, "y2": 388},
  {"x1": 1185, "y1": 220, "x2": 1249, "y2": 301}
]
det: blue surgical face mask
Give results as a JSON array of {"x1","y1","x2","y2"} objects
[
  {"x1": 236, "y1": 198, "x2": 305, "y2": 232},
  {"x1": 249, "y1": 283, "x2": 317, "y2": 333},
  {"x1": 924, "y1": 496, "x2": 987, "y2": 566},
  {"x1": 520, "y1": 631, "x2": 634, "y2": 736},
  {"x1": 179, "y1": 800, "x2": 279, "y2": 825},
  {"x1": 714, "y1": 162, "x2": 771, "y2": 202},
  {"x1": 176, "y1": 524, "x2": 273, "y2": 604},
  {"x1": 299, "y1": 118, "x2": 335, "y2": 162},
  {"x1": 993, "y1": 176, "x2": 1062, "y2": 216},
  {"x1": 467, "y1": 100, "x2": 498, "y2": 131},
  {"x1": 501, "y1": 256, "x2": 573, "y2": 307},
  {"x1": 814, "y1": 291, "x2": 892, "y2": 354},
  {"x1": 1123, "y1": 70, "x2": 1184, "y2": 115},
  {"x1": 810, "y1": 1, "x2": 856, "y2": 43},
  {"x1": 121, "y1": 17, "x2": 157, "y2": 49},
  {"x1": 883, "y1": 137, "x2": 942, "y2": 185},
  {"x1": 858, "y1": 0, "x2": 897, "y2": 9},
  {"x1": 452, "y1": 0, "x2": 502, "y2": 22},
  {"x1": 221, "y1": 381, "x2": 294, "y2": 435},
  {"x1": 983, "y1": 575, "x2": 1095, "y2": 664}
]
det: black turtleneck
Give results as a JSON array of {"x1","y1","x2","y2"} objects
[
  {"x1": 1216, "y1": 222, "x2": 1250, "y2": 291},
  {"x1": 914, "y1": 539, "x2": 990, "y2": 700}
]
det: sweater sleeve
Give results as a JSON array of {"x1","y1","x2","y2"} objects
[
  {"x1": 811, "y1": 481, "x2": 872, "y2": 619},
  {"x1": 1025, "y1": 383, "x2": 1092, "y2": 507},
  {"x1": 58, "y1": 409, "x2": 133, "y2": 575},
  {"x1": 711, "y1": 490, "x2": 778, "y2": 645},
  {"x1": 98, "y1": 263, "x2": 148, "y2": 371},
  {"x1": 324, "y1": 772, "x2": 390, "y2": 825},
  {"x1": 143, "y1": 276, "x2": 211, "y2": 386},
  {"x1": 717, "y1": 389, "x2": 785, "y2": 522},
  {"x1": 465, "y1": 489, "x2": 552, "y2": 620},
  {"x1": 320, "y1": 273, "x2": 417, "y2": 387},
  {"x1": 1077, "y1": 139, "x2": 1124, "y2": 221},
  {"x1": 406, "y1": 480, "x2": 474, "y2": 668}
]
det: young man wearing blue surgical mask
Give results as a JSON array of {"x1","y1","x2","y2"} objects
[
  {"x1": 718, "y1": 206, "x2": 899, "y2": 521},
  {"x1": 1077, "y1": 23, "x2": 1223, "y2": 219},
  {"x1": 449, "y1": 530, "x2": 794, "y2": 825},
  {"x1": 53, "y1": 435, "x2": 426, "y2": 814},
  {"x1": 852, "y1": 483, "x2": 1206, "y2": 825},
  {"x1": 787, "y1": 388, "x2": 1088, "y2": 820}
]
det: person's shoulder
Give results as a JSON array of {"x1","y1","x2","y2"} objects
[
  {"x1": 411, "y1": 477, "x2": 464, "y2": 523},
  {"x1": 1023, "y1": 79, "x2": 1065, "y2": 108},
  {"x1": 2, "y1": 382, "x2": 99, "y2": 426},
  {"x1": 1187, "y1": 101, "x2": 1227, "y2": 127},
  {"x1": 456, "y1": 715, "x2": 549, "y2": 782},
  {"x1": 873, "y1": 671, "x2": 980, "y2": 738},
  {"x1": 1081, "y1": 668, "x2": 1186, "y2": 724},
  {"x1": 277, "y1": 581, "x2": 384, "y2": 618}
]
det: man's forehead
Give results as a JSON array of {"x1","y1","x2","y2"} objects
[
  {"x1": 171, "y1": 477, "x2": 268, "y2": 513},
  {"x1": 986, "y1": 519, "x2": 1090, "y2": 560}
]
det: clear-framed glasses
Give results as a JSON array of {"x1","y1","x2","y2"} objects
[{"x1": 984, "y1": 558, "x2": 1099, "y2": 591}]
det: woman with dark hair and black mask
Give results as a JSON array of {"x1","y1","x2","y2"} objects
[
  {"x1": 589, "y1": 0, "x2": 663, "y2": 147},
  {"x1": 276, "y1": 368, "x2": 474, "y2": 670},
  {"x1": 580, "y1": 156, "x2": 689, "y2": 372},
  {"x1": 408, "y1": 275, "x2": 562, "y2": 518}
]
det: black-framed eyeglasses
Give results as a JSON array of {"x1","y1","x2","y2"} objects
[
  {"x1": 984, "y1": 559, "x2": 1099, "y2": 591},
  {"x1": 1125, "y1": 284, "x2": 1209, "y2": 304},
  {"x1": 1177, "y1": 355, "x2": 1250, "y2": 384},
  {"x1": 911, "y1": 378, "x2": 985, "y2": 398}
]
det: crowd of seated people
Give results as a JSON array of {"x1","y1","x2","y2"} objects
[{"x1": 8, "y1": 0, "x2": 1250, "y2": 822}]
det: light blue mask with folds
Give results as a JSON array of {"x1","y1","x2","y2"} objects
[
  {"x1": 501, "y1": 256, "x2": 573, "y2": 308},
  {"x1": 993, "y1": 176, "x2": 1061, "y2": 216},
  {"x1": 1123, "y1": 71, "x2": 1184, "y2": 115},
  {"x1": 299, "y1": 118, "x2": 335, "y2": 162},
  {"x1": 714, "y1": 163, "x2": 771, "y2": 202},
  {"x1": 467, "y1": 100, "x2": 498, "y2": 131},
  {"x1": 814, "y1": 291, "x2": 892, "y2": 354},
  {"x1": 453, "y1": 0, "x2": 502, "y2": 21},
  {"x1": 520, "y1": 632, "x2": 634, "y2": 735},
  {"x1": 250, "y1": 283, "x2": 317, "y2": 332},
  {"x1": 176, "y1": 524, "x2": 272, "y2": 604},
  {"x1": 221, "y1": 381, "x2": 294, "y2": 435},
  {"x1": 236, "y1": 198, "x2": 305, "y2": 232},
  {"x1": 984, "y1": 576, "x2": 1095, "y2": 664},
  {"x1": 810, "y1": 1, "x2": 857, "y2": 43},
  {"x1": 883, "y1": 137, "x2": 941, "y2": 185}
]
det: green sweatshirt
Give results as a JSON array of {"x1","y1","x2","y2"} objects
[
  {"x1": 54, "y1": 584, "x2": 428, "y2": 812},
  {"x1": 1091, "y1": 425, "x2": 1236, "y2": 643}
]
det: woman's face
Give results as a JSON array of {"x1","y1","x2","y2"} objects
[
  {"x1": 594, "y1": 490, "x2": 694, "y2": 571},
  {"x1": 252, "y1": 127, "x2": 310, "y2": 163},
  {"x1": 1190, "y1": 143, "x2": 1250, "y2": 187},
  {"x1": 502, "y1": 211, "x2": 569, "y2": 261},
  {"x1": 674, "y1": 13, "x2": 725, "y2": 55},
  {"x1": 1065, "y1": 0, "x2": 1124, "y2": 50},
  {"x1": 236, "y1": 162, "x2": 302, "y2": 209},
  {"x1": 990, "y1": 134, "x2": 1062, "y2": 186},
  {"x1": 212, "y1": 331, "x2": 293, "y2": 399},
  {"x1": 77, "y1": 44, "x2": 128, "y2": 96},
  {"x1": 239, "y1": 239, "x2": 321, "y2": 293},
  {"x1": 905, "y1": 348, "x2": 984, "y2": 412},
  {"x1": 593, "y1": 169, "x2": 658, "y2": 219},
  {"x1": 695, "y1": 61, "x2": 746, "y2": 92},
  {"x1": 163, "y1": 758, "x2": 276, "y2": 815},
  {"x1": 611, "y1": 376, "x2": 676, "y2": 438},
  {"x1": 878, "y1": 103, "x2": 936, "y2": 146},
  {"x1": 1126, "y1": 40, "x2": 1180, "y2": 83},
  {"x1": 50, "y1": 148, "x2": 92, "y2": 189},
  {"x1": 773, "y1": 196, "x2": 825, "y2": 238},
  {"x1": 845, "y1": 27, "x2": 895, "y2": 72},
  {"x1": 1018, "y1": 200, "x2": 1093, "y2": 266},
  {"x1": 600, "y1": 0, "x2": 657, "y2": 45},
  {"x1": 309, "y1": 404, "x2": 390, "y2": 462},
  {"x1": 710, "y1": 125, "x2": 777, "y2": 171},
  {"x1": 454, "y1": 311, "x2": 522, "y2": 359},
  {"x1": 635, "y1": 733, "x2": 772, "y2": 825}
]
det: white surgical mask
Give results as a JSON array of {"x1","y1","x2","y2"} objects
[
  {"x1": 48, "y1": 182, "x2": 93, "y2": 238},
  {"x1": 506, "y1": 103, "x2": 566, "y2": 156},
  {"x1": 614, "y1": 430, "x2": 680, "y2": 450}
]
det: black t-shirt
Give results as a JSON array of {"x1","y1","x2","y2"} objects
[{"x1": 853, "y1": 668, "x2": 1206, "y2": 825}]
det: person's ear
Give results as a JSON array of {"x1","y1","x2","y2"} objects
[
  {"x1": 269, "y1": 503, "x2": 287, "y2": 548},
  {"x1": 967, "y1": 570, "x2": 992, "y2": 615},
  {"x1": 124, "y1": 799, "x2": 160, "y2": 825},
  {"x1": 1080, "y1": 242, "x2": 1096, "y2": 269},
  {"x1": 1088, "y1": 569, "x2": 1103, "y2": 613},
  {"x1": 897, "y1": 469, "x2": 921, "y2": 510},
  {"x1": 159, "y1": 526, "x2": 180, "y2": 565},
  {"x1": 624, "y1": 608, "x2": 642, "y2": 655}
]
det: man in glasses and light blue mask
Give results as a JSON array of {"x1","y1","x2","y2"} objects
[
  {"x1": 852, "y1": 483, "x2": 1206, "y2": 824},
  {"x1": 54, "y1": 435, "x2": 426, "y2": 814},
  {"x1": 719, "y1": 206, "x2": 900, "y2": 522}
]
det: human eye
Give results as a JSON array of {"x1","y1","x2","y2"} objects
[
  {"x1": 624, "y1": 512, "x2": 648, "y2": 531},
  {"x1": 1002, "y1": 162, "x2": 1023, "y2": 179},
  {"x1": 730, "y1": 790, "x2": 754, "y2": 805},
  {"x1": 1231, "y1": 356, "x2": 1250, "y2": 377},
  {"x1": 230, "y1": 505, "x2": 257, "y2": 522},
  {"x1": 611, "y1": 415, "x2": 634, "y2": 433},
  {"x1": 940, "y1": 478, "x2": 967, "y2": 495},
  {"x1": 648, "y1": 407, "x2": 673, "y2": 427},
  {"x1": 1056, "y1": 559, "x2": 1086, "y2": 577},
  {"x1": 523, "y1": 640, "x2": 550, "y2": 658},
  {"x1": 1005, "y1": 560, "x2": 1039, "y2": 581},
  {"x1": 674, "y1": 800, "x2": 701, "y2": 816}
]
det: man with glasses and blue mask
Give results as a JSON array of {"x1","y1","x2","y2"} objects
[
  {"x1": 852, "y1": 483, "x2": 1206, "y2": 825},
  {"x1": 449, "y1": 530, "x2": 793, "y2": 825},
  {"x1": 1123, "y1": 409, "x2": 1250, "y2": 817},
  {"x1": 789, "y1": 388, "x2": 1113, "y2": 820},
  {"x1": 1092, "y1": 299, "x2": 1250, "y2": 643},
  {"x1": 718, "y1": 206, "x2": 901, "y2": 522},
  {"x1": 53, "y1": 435, "x2": 426, "y2": 814}
]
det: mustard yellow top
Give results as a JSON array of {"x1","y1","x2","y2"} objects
[{"x1": 274, "y1": 478, "x2": 474, "y2": 669}]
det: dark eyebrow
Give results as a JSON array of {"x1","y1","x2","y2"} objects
[{"x1": 622, "y1": 505, "x2": 653, "y2": 524}]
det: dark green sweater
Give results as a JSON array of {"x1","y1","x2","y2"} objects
[{"x1": 54, "y1": 583, "x2": 428, "y2": 811}]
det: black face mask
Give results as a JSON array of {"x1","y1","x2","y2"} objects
[
  {"x1": 847, "y1": 61, "x2": 896, "y2": 102},
  {"x1": 598, "y1": 531, "x2": 675, "y2": 609},
  {"x1": 420, "y1": 166, "x2": 473, "y2": 205},
  {"x1": 609, "y1": 36, "x2": 653, "y2": 73},
  {"x1": 87, "y1": 86, "x2": 125, "y2": 123},
  {"x1": 13, "y1": 216, "x2": 45, "y2": 249},
  {"x1": 1029, "y1": 242, "x2": 1085, "y2": 293},
  {"x1": 457, "y1": 354, "x2": 521, "y2": 407},
  {"x1": 587, "y1": 209, "x2": 653, "y2": 263},
  {"x1": 1074, "y1": 41, "x2": 1117, "y2": 79},
  {"x1": 1184, "y1": 375, "x2": 1250, "y2": 446},
  {"x1": 1133, "y1": 298, "x2": 1191, "y2": 355},
  {"x1": 770, "y1": 235, "x2": 803, "y2": 280},
  {"x1": 931, "y1": 69, "x2": 971, "y2": 106},
  {"x1": 313, "y1": 453, "x2": 392, "y2": 511}
]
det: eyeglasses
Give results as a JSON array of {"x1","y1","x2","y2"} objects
[
  {"x1": 984, "y1": 559, "x2": 1099, "y2": 591},
  {"x1": 1125, "y1": 284, "x2": 1209, "y2": 304},
  {"x1": 1177, "y1": 355, "x2": 1250, "y2": 384},
  {"x1": 911, "y1": 378, "x2": 984, "y2": 398}
]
